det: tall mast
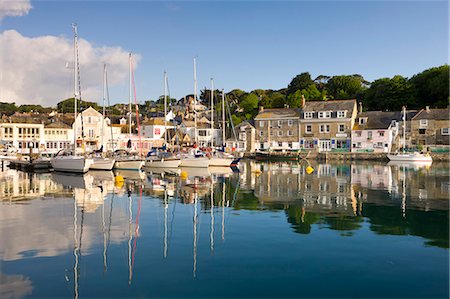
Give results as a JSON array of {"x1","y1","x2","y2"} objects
[
  {"x1": 210, "y1": 78, "x2": 214, "y2": 148},
  {"x1": 72, "y1": 23, "x2": 78, "y2": 151},
  {"x1": 193, "y1": 57, "x2": 198, "y2": 144},
  {"x1": 402, "y1": 106, "x2": 406, "y2": 152},
  {"x1": 164, "y1": 71, "x2": 168, "y2": 145},
  {"x1": 221, "y1": 90, "x2": 225, "y2": 146},
  {"x1": 129, "y1": 53, "x2": 132, "y2": 139},
  {"x1": 102, "y1": 64, "x2": 106, "y2": 151}
]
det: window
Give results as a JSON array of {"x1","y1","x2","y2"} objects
[
  {"x1": 419, "y1": 129, "x2": 426, "y2": 135},
  {"x1": 338, "y1": 124, "x2": 345, "y2": 133},
  {"x1": 288, "y1": 142, "x2": 292, "y2": 148},
  {"x1": 288, "y1": 120, "x2": 293, "y2": 126},
  {"x1": 442, "y1": 128, "x2": 449, "y2": 135},
  {"x1": 359, "y1": 117, "x2": 367, "y2": 125},
  {"x1": 368, "y1": 131, "x2": 373, "y2": 139},
  {"x1": 318, "y1": 111, "x2": 331, "y2": 119},
  {"x1": 379, "y1": 131, "x2": 385, "y2": 137},
  {"x1": 270, "y1": 130, "x2": 274, "y2": 136},
  {"x1": 277, "y1": 131, "x2": 283, "y2": 137},
  {"x1": 337, "y1": 111, "x2": 346, "y2": 118},
  {"x1": 260, "y1": 143, "x2": 264, "y2": 149},
  {"x1": 304, "y1": 112, "x2": 313, "y2": 119},
  {"x1": 277, "y1": 120, "x2": 282, "y2": 127},
  {"x1": 89, "y1": 129, "x2": 94, "y2": 138},
  {"x1": 420, "y1": 119, "x2": 428, "y2": 127},
  {"x1": 239, "y1": 132, "x2": 246, "y2": 141},
  {"x1": 319, "y1": 124, "x2": 330, "y2": 133},
  {"x1": 87, "y1": 116, "x2": 92, "y2": 124},
  {"x1": 305, "y1": 125, "x2": 312, "y2": 133},
  {"x1": 278, "y1": 142, "x2": 282, "y2": 147},
  {"x1": 354, "y1": 131, "x2": 362, "y2": 137},
  {"x1": 259, "y1": 131, "x2": 263, "y2": 137},
  {"x1": 287, "y1": 130, "x2": 293, "y2": 136},
  {"x1": 259, "y1": 121, "x2": 264, "y2": 128}
]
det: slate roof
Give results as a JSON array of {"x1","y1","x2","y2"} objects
[
  {"x1": 353, "y1": 111, "x2": 402, "y2": 130},
  {"x1": 45, "y1": 122, "x2": 71, "y2": 129},
  {"x1": 254, "y1": 108, "x2": 300, "y2": 120},
  {"x1": 302, "y1": 99, "x2": 357, "y2": 113},
  {"x1": 412, "y1": 108, "x2": 450, "y2": 121}
]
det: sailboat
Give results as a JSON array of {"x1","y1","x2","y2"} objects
[
  {"x1": 180, "y1": 57, "x2": 210, "y2": 168},
  {"x1": 90, "y1": 64, "x2": 115, "y2": 170},
  {"x1": 51, "y1": 24, "x2": 93, "y2": 173},
  {"x1": 208, "y1": 86, "x2": 237, "y2": 167},
  {"x1": 113, "y1": 53, "x2": 144, "y2": 171},
  {"x1": 387, "y1": 106, "x2": 432, "y2": 163},
  {"x1": 144, "y1": 72, "x2": 181, "y2": 168}
]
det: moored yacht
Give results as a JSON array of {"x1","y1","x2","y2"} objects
[{"x1": 51, "y1": 149, "x2": 93, "y2": 173}]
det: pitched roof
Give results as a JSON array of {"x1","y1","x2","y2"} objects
[
  {"x1": 45, "y1": 122, "x2": 71, "y2": 129},
  {"x1": 255, "y1": 108, "x2": 300, "y2": 120},
  {"x1": 142, "y1": 118, "x2": 166, "y2": 126},
  {"x1": 302, "y1": 99, "x2": 356, "y2": 112},
  {"x1": 412, "y1": 108, "x2": 450, "y2": 121},
  {"x1": 353, "y1": 111, "x2": 401, "y2": 130}
]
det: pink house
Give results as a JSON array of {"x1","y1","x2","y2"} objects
[{"x1": 351, "y1": 111, "x2": 401, "y2": 153}]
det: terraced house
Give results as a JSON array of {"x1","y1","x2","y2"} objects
[
  {"x1": 254, "y1": 107, "x2": 301, "y2": 151},
  {"x1": 300, "y1": 99, "x2": 358, "y2": 152},
  {"x1": 410, "y1": 107, "x2": 450, "y2": 148}
]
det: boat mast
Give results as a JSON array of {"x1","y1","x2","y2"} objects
[
  {"x1": 221, "y1": 89, "x2": 225, "y2": 147},
  {"x1": 72, "y1": 23, "x2": 78, "y2": 152},
  {"x1": 402, "y1": 106, "x2": 406, "y2": 152},
  {"x1": 102, "y1": 64, "x2": 106, "y2": 152},
  {"x1": 210, "y1": 78, "x2": 214, "y2": 148},
  {"x1": 164, "y1": 71, "x2": 168, "y2": 145},
  {"x1": 193, "y1": 57, "x2": 198, "y2": 145},
  {"x1": 129, "y1": 53, "x2": 132, "y2": 141}
]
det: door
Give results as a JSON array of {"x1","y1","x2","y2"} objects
[{"x1": 319, "y1": 140, "x2": 331, "y2": 152}]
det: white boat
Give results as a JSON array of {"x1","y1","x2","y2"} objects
[
  {"x1": 180, "y1": 149, "x2": 210, "y2": 168},
  {"x1": 144, "y1": 73, "x2": 181, "y2": 169},
  {"x1": 387, "y1": 152, "x2": 432, "y2": 163},
  {"x1": 51, "y1": 150, "x2": 94, "y2": 173},
  {"x1": 90, "y1": 157, "x2": 116, "y2": 171},
  {"x1": 114, "y1": 158, "x2": 144, "y2": 170},
  {"x1": 52, "y1": 24, "x2": 92, "y2": 174},
  {"x1": 89, "y1": 65, "x2": 116, "y2": 171},
  {"x1": 387, "y1": 106, "x2": 433, "y2": 163}
]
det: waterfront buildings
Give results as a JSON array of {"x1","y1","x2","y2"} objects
[{"x1": 410, "y1": 107, "x2": 450, "y2": 148}]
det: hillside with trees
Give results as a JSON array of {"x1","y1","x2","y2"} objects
[{"x1": 1, "y1": 65, "x2": 448, "y2": 125}]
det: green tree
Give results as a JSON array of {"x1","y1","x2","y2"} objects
[
  {"x1": 286, "y1": 90, "x2": 303, "y2": 108},
  {"x1": 364, "y1": 75, "x2": 413, "y2": 111},
  {"x1": 326, "y1": 75, "x2": 367, "y2": 100},
  {"x1": 239, "y1": 93, "x2": 259, "y2": 117},
  {"x1": 287, "y1": 72, "x2": 314, "y2": 96},
  {"x1": 0, "y1": 102, "x2": 18, "y2": 115},
  {"x1": 409, "y1": 65, "x2": 449, "y2": 108}
]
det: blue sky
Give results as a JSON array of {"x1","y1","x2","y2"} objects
[{"x1": 1, "y1": 0, "x2": 448, "y2": 105}]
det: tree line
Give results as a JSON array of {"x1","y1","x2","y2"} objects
[{"x1": 1, "y1": 65, "x2": 448, "y2": 126}]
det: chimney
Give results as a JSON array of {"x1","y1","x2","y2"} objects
[
  {"x1": 301, "y1": 94, "x2": 306, "y2": 108},
  {"x1": 359, "y1": 102, "x2": 363, "y2": 114},
  {"x1": 259, "y1": 106, "x2": 264, "y2": 113},
  {"x1": 426, "y1": 106, "x2": 430, "y2": 112}
]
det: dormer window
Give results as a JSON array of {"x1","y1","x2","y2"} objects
[
  {"x1": 420, "y1": 119, "x2": 428, "y2": 127},
  {"x1": 318, "y1": 111, "x2": 331, "y2": 119},
  {"x1": 337, "y1": 111, "x2": 346, "y2": 118},
  {"x1": 359, "y1": 117, "x2": 367, "y2": 125},
  {"x1": 304, "y1": 112, "x2": 313, "y2": 119}
]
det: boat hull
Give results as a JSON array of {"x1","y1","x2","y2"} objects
[
  {"x1": 208, "y1": 157, "x2": 233, "y2": 167},
  {"x1": 51, "y1": 156, "x2": 93, "y2": 173},
  {"x1": 387, "y1": 153, "x2": 432, "y2": 163},
  {"x1": 90, "y1": 158, "x2": 115, "y2": 171},
  {"x1": 114, "y1": 159, "x2": 144, "y2": 170},
  {"x1": 180, "y1": 157, "x2": 210, "y2": 168},
  {"x1": 144, "y1": 158, "x2": 181, "y2": 168}
]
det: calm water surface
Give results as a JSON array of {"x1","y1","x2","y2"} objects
[{"x1": 0, "y1": 161, "x2": 448, "y2": 298}]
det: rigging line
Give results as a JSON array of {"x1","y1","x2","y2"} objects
[
  {"x1": 74, "y1": 28, "x2": 85, "y2": 146},
  {"x1": 105, "y1": 66, "x2": 115, "y2": 151},
  {"x1": 224, "y1": 94, "x2": 238, "y2": 142},
  {"x1": 130, "y1": 58, "x2": 143, "y2": 157}
]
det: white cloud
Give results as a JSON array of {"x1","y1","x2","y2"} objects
[
  {"x1": 0, "y1": 0, "x2": 32, "y2": 20},
  {"x1": 0, "y1": 30, "x2": 139, "y2": 106}
]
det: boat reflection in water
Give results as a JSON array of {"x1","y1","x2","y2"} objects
[{"x1": 0, "y1": 160, "x2": 448, "y2": 298}]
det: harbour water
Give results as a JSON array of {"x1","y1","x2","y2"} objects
[{"x1": 0, "y1": 160, "x2": 448, "y2": 298}]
